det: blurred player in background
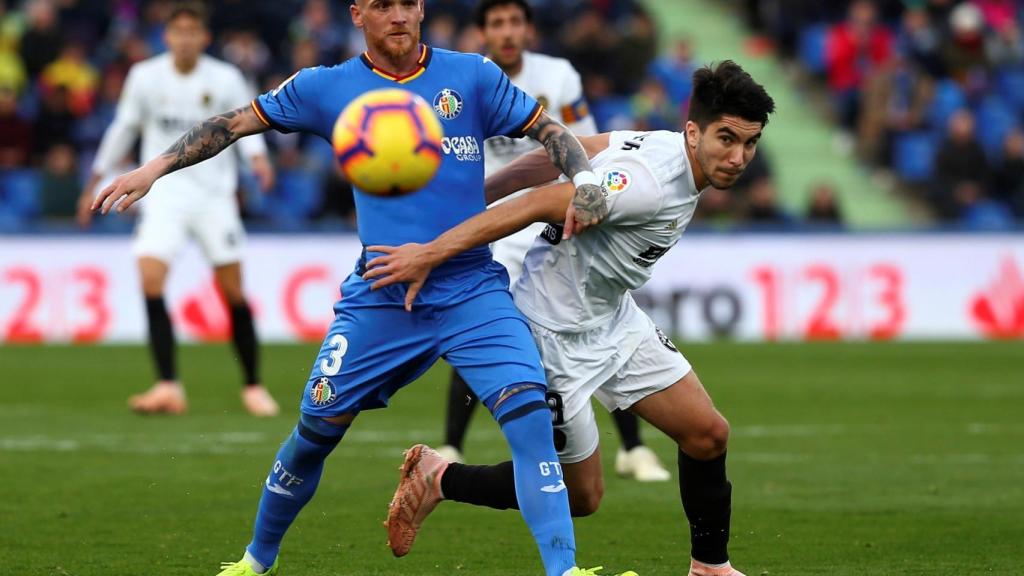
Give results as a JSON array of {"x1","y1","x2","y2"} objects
[
  {"x1": 373, "y1": 60, "x2": 775, "y2": 576},
  {"x1": 436, "y1": 0, "x2": 671, "y2": 484},
  {"x1": 77, "y1": 3, "x2": 279, "y2": 417},
  {"x1": 91, "y1": 0, "x2": 630, "y2": 574}
]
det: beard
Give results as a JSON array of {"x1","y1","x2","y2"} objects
[{"x1": 371, "y1": 27, "x2": 421, "y2": 63}]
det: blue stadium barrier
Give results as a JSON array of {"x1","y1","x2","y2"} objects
[
  {"x1": 0, "y1": 169, "x2": 42, "y2": 218},
  {"x1": 799, "y1": 24, "x2": 830, "y2": 75},
  {"x1": 893, "y1": 131, "x2": 936, "y2": 182}
]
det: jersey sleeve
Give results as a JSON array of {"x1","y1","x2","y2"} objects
[
  {"x1": 252, "y1": 67, "x2": 326, "y2": 136},
  {"x1": 557, "y1": 64, "x2": 597, "y2": 136},
  {"x1": 477, "y1": 57, "x2": 543, "y2": 139},
  {"x1": 599, "y1": 156, "x2": 664, "y2": 226}
]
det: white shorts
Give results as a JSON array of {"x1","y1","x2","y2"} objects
[
  {"x1": 492, "y1": 222, "x2": 548, "y2": 287},
  {"x1": 527, "y1": 298, "x2": 692, "y2": 463},
  {"x1": 132, "y1": 197, "x2": 245, "y2": 266}
]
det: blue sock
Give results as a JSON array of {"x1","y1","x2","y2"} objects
[
  {"x1": 245, "y1": 415, "x2": 347, "y2": 569},
  {"x1": 485, "y1": 386, "x2": 576, "y2": 576}
]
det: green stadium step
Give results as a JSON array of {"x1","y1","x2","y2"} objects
[{"x1": 641, "y1": 0, "x2": 914, "y2": 228}]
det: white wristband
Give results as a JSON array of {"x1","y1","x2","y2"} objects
[{"x1": 572, "y1": 170, "x2": 601, "y2": 189}]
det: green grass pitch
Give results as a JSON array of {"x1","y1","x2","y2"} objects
[{"x1": 1, "y1": 342, "x2": 1022, "y2": 575}]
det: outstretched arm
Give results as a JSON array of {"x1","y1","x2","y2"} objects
[
  {"x1": 363, "y1": 181, "x2": 574, "y2": 311},
  {"x1": 92, "y1": 105, "x2": 269, "y2": 214},
  {"x1": 484, "y1": 133, "x2": 610, "y2": 205},
  {"x1": 524, "y1": 113, "x2": 609, "y2": 236}
]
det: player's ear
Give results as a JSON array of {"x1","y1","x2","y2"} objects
[
  {"x1": 684, "y1": 120, "x2": 700, "y2": 149},
  {"x1": 350, "y1": 1, "x2": 364, "y2": 28}
]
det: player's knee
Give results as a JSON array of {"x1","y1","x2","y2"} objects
[
  {"x1": 682, "y1": 414, "x2": 730, "y2": 460},
  {"x1": 216, "y1": 281, "x2": 246, "y2": 306},
  {"x1": 568, "y1": 478, "x2": 604, "y2": 517},
  {"x1": 140, "y1": 275, "x2": 164, "y2": 298},
  {"x1": 321, "y1": 413, "x2": 357, "y2": 427}
]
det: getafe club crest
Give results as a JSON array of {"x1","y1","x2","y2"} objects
[
  {"x1": 309, "y1": 377, "x2": 336, "y2": 406},
  {"x1": 433, "y1": 88, "x2": 463, "y2": 120}
]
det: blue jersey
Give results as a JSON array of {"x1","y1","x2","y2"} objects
[{"x1": 252, "y1": 45, "x2": 543, "y2": 276}]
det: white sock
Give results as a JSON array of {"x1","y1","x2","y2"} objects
[
  {"x1": 695, "y1": 559, "x2": 731, "y2": 569},
  {"x1": 242, "y1": 550, "x2": 267, "y2": 574}
]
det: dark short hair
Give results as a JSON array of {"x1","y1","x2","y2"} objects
[
  {"x1": 167, "y1": 2, "x2": 209, "y2": 27},
  {"x1": 475, "y1": 0, "x2": 533, "y2": 28},
  {"x1": 688, "y1": 60, "x2": 775, "y2": 129}
]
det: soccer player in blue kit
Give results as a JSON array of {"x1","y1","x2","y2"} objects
[{"x1": 92, "y1": 1, "x2": 625, "y2": 575}]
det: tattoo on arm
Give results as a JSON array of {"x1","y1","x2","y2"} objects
[
  {"x1": 525, "y1": 112, "x2": 609, "y2": 225},
  {"x1": 525, "y1": 113, "x2": 592, "y2": 179},
  {"x1": 160, "y1": 106, "x2": 258, "y2": 176}
]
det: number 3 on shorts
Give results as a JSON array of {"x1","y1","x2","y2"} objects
[{"x1": 320, "y1": 334, "x2": 349, "y2": 376}]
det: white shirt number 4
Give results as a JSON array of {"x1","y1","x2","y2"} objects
[{"x1": 320, "y1": 334, "x2": 349, "y2": 376}]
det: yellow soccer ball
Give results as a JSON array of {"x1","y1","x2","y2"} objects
[{"x1": 332, "y1": 88, "x2": 444, "y2": 196}]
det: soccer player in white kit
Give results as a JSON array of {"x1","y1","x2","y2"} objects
[
  {"x1": 76, "y1": 3, "x2": 279, "y2": 417},
  {"x1": 437, "y1": 0, "x2": 670, "y2": 483},
  {"x1": 372, "y1": 61, "x2": 775, "y2": 576}
]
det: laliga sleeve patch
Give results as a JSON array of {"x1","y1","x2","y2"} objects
[
  {"x1": 603, "y1": 169, "x2": 632, "y2": 195},
  {"x1": 309, "y1": 377, "x2": 337, "y2": 406}
]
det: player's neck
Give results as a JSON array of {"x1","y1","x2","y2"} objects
[
  {"x1": 686, "y1": 145, "x2": 709, "y2": 190},
  {"x1": 173, "y1": 56, "x2": 199, "y2": 75},
  {"x1": 366, "y1": 44, "x2": 424, "y2": 77},
  {"x1": 494, "y1": 55, "x2": 524, "y2": 78}
]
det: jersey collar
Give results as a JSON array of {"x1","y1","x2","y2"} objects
[{"x1": 360, "y1": 44, "x2": 432, "y2": 84}]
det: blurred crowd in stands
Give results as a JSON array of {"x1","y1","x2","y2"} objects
[
  {"x1": 1, "y1": 0, "x2": 695, "y2": 231},
  {"x1": 3, "y1": 0, "x2": 1019, "y2": 232},
  {"x1": 741, "y1": 0, "x2": 1024, "y2": 229}
]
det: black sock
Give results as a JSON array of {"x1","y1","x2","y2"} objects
[
  {"x1": 440, "y1": 461, "x2": 519, "y2": 510},
  {"x1": 678, "y1": 450, "x2": 731, "y2": 565},
  {"x1": 145, "y1": 297, "x2": 176, "y2": 381},
  {"x1": 443, "y1": 370, "x2": 478, "y2": 450},
  {"x1": 612, "y1": 409, "x2": 643, "y2": 451},
  {"x1": 229, "y1": 302, "x2": 260, "y2": 386}
]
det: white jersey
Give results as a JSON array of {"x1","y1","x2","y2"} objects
[
  {"x1": 92, "y1": 53, "x2": 267, "y2": 212},
  {"x1": 513, "y1": 130, "x2": 703, "y2": 333},
  {"x1": 485, "y1": 51, "x2": 597, "y2": 285}
]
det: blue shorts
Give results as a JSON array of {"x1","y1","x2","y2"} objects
[{"x1": 301, "y1": 260, "x2": 547, "y2": 417}]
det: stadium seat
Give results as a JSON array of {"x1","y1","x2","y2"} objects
[
  {"x1": 268, "y1": 169, "x2": 323, "y2": 222},
  {"x1": 0, "y1": 205, "x2": 25, "y2": 232},
  {"x1": 975, "y1": 95, "x2": 1019, "y2": 156},
  {"x1": 798, "y1": 24, "x2": 830, "y2": 75},
  {"x1": 306, "y1": 138, "x2": 337, "y2": 171},
  {"x1": 928, "y1": 79, "x2": 966, "y2": 131},
  {"x1": 996, "y1": 68, "x2": 1024, "y2": 114},
  {"x1": 590, "y1": 96, "x2": 636, "y2": 132},
  {"x1": 0, "y1": 169, "x2": 42, "y2": 218},
  {"x1": 893, "y1": 132, "x2": 936, "y2": 183}
]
